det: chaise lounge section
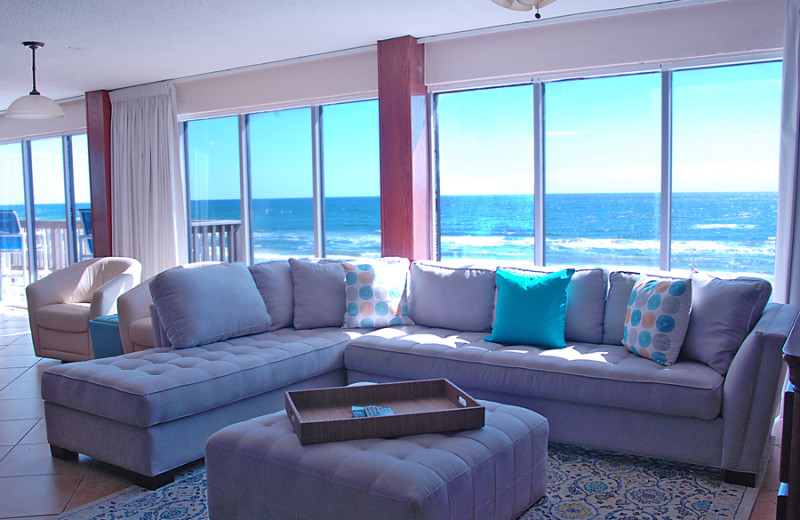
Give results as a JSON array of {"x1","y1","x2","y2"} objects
[{"x1": 41, "y1": 258, "x2": 799, "y2": 488}]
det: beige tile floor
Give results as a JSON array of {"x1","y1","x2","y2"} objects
[{"x1": 0, "y1": 302, "x2": 784, "y2": 519}]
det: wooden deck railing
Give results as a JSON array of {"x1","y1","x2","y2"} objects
[
  {"x1": 190, "y1": 220, "x2": 243, "y2": 262},
  {"x1": 2, "y1": 219, "x2": 241, "y2": 287},
  {"x1": 1, "y1": 220, "x2": 91, "y2": 275}
]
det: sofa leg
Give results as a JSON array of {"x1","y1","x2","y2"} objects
[
  {"x1": 133, "y1": 471, "x2": 174, "y2": 490},
  {"x1": 724, "y1": 470, "x2": 757, "y2": 487},
  {"x1": 50, "y1": 445, "x2": 79, "y2": 460}
]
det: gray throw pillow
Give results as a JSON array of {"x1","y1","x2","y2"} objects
[
  {"x1": 602, "y1": 271, "x2": 640, "y2": 345},
  {"x1": 504, "y1": 267, "x2": 607, "y2": 344},
  {"x1": 680, "y1": 271, "x2": 771, "y2": 375},
  {"x1": 407, "y1": 262, "x2": 496, "y2": 332},
  {"x1": 249, "y1": 260, "x2": 294, "y2": 330},
  {"x1": 289, "y1": 258, "x2": 346, "y2": 329},
  {"x1": 149, "y1": 262, "x2": 271, "y2": 349}
]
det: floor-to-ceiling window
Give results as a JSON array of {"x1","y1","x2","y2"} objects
[
  {"x1": 0, "y1": 143, "x2": 28, "y2": 303},
  {"x1": 433, "y1": 59, "x2": 781, "y2": 277},
  {"x1": 249, "y1": 108, "x2": 315, "y2": 260},
  {"x1": 545, "y1": 73, "x2": 662, "y2": 268},
  {"x1": 185, "y1": 116, "x2": 243, "y2": 262},
  {"x1": 672, "y1": 62, "x2": 782, "y2": 275},
  {"x1": 0, "y1": 134, "x2": 89, "y2": 304},
  {"x1": 436, "y1": 86, "x2": 534, "y2": 262},
  {"x1": 183, "y1": 98, "x2": 381, "y2": 263},
  {"x1": 30, "y1": 137, "x2": 67, "y2": 278},
  {"x1": 321, "y1": 100, "x2": 380, "y2": 259},
  {"x1": 71, "y1": 134, "x2": 92, "y2": 260}
]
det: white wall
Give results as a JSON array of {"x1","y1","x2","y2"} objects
[{"x1": 425, "y1": 0, "x2": 785, "y2": 89}]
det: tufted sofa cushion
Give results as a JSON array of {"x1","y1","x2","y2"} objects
[
  {"x1": 42, "y1": 328, "x2": 366, "y2": 427},
  {"x1": 345, "y1": 325, "x2": 724, "y2": 420}
]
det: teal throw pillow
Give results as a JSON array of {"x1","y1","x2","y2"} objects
[{"x1": 486, "y1": 268, "x2": 574, "y2": 348}]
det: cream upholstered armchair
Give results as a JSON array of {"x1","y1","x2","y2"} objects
[
  {"x1": 117, "y1": 279, "x2": 155, "y2": 354},
  {"x1": 26, "y1": 257, "x2": 142, "y2": 361}
]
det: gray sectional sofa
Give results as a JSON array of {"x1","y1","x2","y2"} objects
[{"x1": 41, "y1": 257, "x2": 799, "y2": 489}]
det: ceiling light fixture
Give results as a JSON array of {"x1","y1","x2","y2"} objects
[
  {"x1": 491, "y1": 0, "x2": 558, "y2": 18},
  {"x1": 5, "y1": 41, "x2": 65, "y2": 119}
]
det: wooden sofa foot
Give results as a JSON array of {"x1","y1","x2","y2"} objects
[
  {"x1": 724, "y1": 470, "x2": 756, "y2": 487},
  {"x1": 50, "y1": 445, "x2": 79, "y2": 460},
  {"x1": 132, "y1": 471, "x2": 174, "y2": 490}
]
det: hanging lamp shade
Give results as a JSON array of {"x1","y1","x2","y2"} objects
[
  {"x1": 491, "y1": 0, "x2": 558, "y2": 16},
  {"x1": 6, "y1": 93, "x2": 65, "y2": 119},
  {"x1": 5, "y1": 41, "x2": 64, "y2": 119}
]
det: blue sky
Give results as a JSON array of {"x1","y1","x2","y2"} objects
[
  {"x1": 439, "y1": 60, "x2": 782, "y2": 196},
  {"x1": 0, "y1": 60, "x2": 784, "y2": 208},
  {"x1": 187, "y1": 100, "x2": 379, "y2": 201},
  {"x1": 0, "y1": 134, "x2": 90, "y2": 206}
]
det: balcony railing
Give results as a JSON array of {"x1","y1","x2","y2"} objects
[
  {"x1": 190, "y1": 220, "x2": 243, "y2": 263},
  {"x1": 1, "y1": 220, "x2": 90, "y2": 273}
]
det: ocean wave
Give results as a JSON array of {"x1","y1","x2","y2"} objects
[
  {"x1": 546, "y1": 238, "x2": 659, "y2": 252},
  {"x1": 442, "y1": 235, "x2": 536, "y2": 248},
  {"x1": 693, "y1": 223, "x2": 756, "y2": 230},
  {"x1": 442, "y1": 236, "x2": 775, "y2": 257}
]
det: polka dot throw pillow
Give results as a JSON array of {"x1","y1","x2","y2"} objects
[
  {"x1": 622, "y1": 276, "x2": 692, "y2": 366},
  {"x1": 343, "y1": 260, "x2": 414, "y2": 329}
]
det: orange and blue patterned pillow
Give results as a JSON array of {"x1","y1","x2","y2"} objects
[
  {"x1": 623, "y1": 276, "x2": 692, "y2": 366},
  {"x1": 343, "y1": 260, "x2": 413, "y2": 329}
]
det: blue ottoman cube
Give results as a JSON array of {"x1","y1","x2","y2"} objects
[{"x1": 89, "y1": 314, "x2": 123, "y2": 358}]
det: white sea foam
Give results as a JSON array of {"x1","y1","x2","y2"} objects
[
  {"x1": 693, "y1": 223, "x2": 756, "y2": 230},
  {"x1": 441, "y1": 236, "x2": 775, "y2": 258}
]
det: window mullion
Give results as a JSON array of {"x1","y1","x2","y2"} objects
[
  {"x1": 312, "y1": 106, "x2": 325, "y2": 258},
  {"x1": 533, "y1": 82, "x2": 545, "y2": 266},
  {"x1": 21, "y1": 140, "x2": 37, "y2": 282},
  {"x1": 239, "y1": 114, "x2": 253, "y2": 264},
  {"x1": 660, "y1": 70, "x2": 673, "y2": 272},
  {"x1": 62, "y1": 136, "x2": 78, "y2": 264}
]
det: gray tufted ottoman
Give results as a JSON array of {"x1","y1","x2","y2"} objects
[{"x1": 205, "y1": 399, "x2": 549, "y2": 520}]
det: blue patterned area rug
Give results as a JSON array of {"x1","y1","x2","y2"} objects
[{"x1": 58, "y1": 443, "x2": 758, "y2": 520}]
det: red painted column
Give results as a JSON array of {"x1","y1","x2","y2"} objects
[
  {"x1": 85, "y1": 90, "x2": 113, "y2": 257},
  {"x1": 378, "y1": 36, "x2": 431, "y2": 261}
]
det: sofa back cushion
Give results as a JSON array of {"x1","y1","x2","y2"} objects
[
  {"x1": 603, "y1": 271, "x2": 640, "y2": 345},
  {"x1": 249, "y1": 260, "x2": 294, "y2": 331},
  {"x1": 408, "y1": 262, "x2": 496, "y2": 332},
  {"x1": 680, "y1": 271, "x2": 771, "y2": 375},
  {"x1": 149, "y1": 262, "x2": 271, "y2": 349},
  {"x1": 503, "y1": 266, "x2": 607, "y2": 344},
  {"x1": 289, "y1": 258, "x2": 346, "y2": 329}
]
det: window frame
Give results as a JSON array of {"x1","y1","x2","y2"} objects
[
  {"x1": 181, "y1": 97, "x2": 380, "y2": 264},
  {"x1": 430, "y1": 56, "x2": 782, "y2": 276}
]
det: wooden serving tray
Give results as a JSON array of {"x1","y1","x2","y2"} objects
[{"x1": 285, "y1": 379, "x2": 485, "y2": 445}]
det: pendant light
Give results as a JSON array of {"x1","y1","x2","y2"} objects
[
  {"x1": 491, "y1": 0, "x2": 558, "y2": 18},
  {"x1": 5, "y1": 41, "x2": 65, "y2": 119}
]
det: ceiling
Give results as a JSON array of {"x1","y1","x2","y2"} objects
[{"x1": 0, "y1": 0, "x2": 711, "y2": 111}]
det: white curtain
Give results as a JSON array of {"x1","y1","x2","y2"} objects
[
  {"x1": 775, "y1": 0, "x2": 800, "y2": 304},
  {"x1": 110, "y1": 81, "x2": 188, "y2": 280}
]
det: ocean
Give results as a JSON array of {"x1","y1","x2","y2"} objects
[
  {"x1": 194, "y1": 192, "x2": 777, "y2": 276},
  {"x1": 11, "y1": 192, "x2": 775, "y2": 277}
]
